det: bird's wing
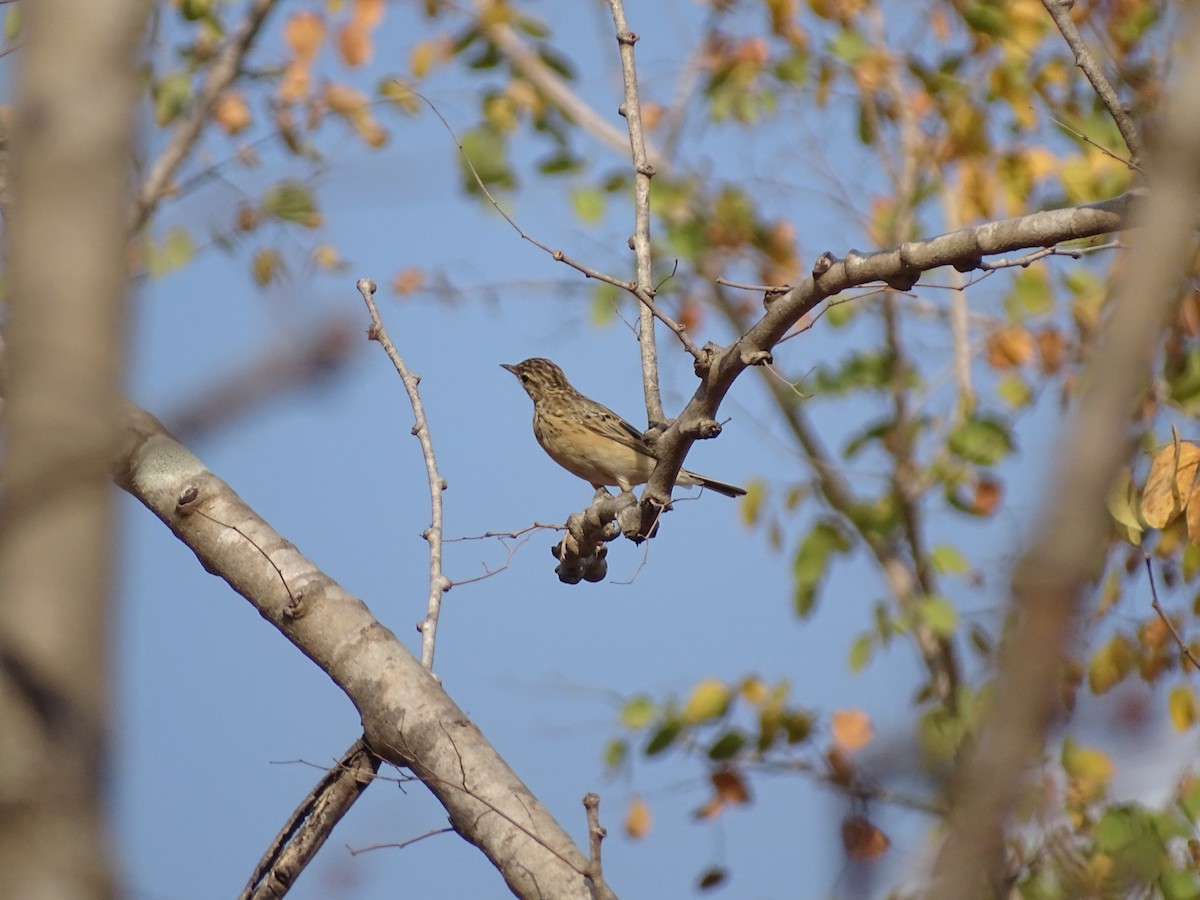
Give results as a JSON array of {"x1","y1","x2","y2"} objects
[{"x1": 576, "y1": 402, "x2": 651, "y2": 454}]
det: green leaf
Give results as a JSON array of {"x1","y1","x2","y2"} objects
[
  {"x1": 153, "y1": 70, "x2": 193, "y2": 127},
  {"x1": 4, "y1": 5, "x2": 20, "y2": 41},
  {"x1": 1094, "y1": 805, "x2": 1168, "y2": 882},
  {"x1": 917, "y1": 595, "x2": 958, "y2": 638},
  {"x1": 996, "y1": 372, "x2": 1032, "y2": 408},
  {"x1": 459, "y1": 125, "x2": 514, "y2": 194},
  {"x1": 645, "y1": 718, "x2": 682, "y2": 756},
  {"x1": 948, "y1": 415, "x2": 1014, "y2": 465},
  {"x1": 603, "y1": 738, "x2": 628, "y2": 774},
  {"x1": 590, "y1": 282, "x2": 620, "y2": 328},
  {"x1": 707, "y1": 730, "x2": 747, "y2": 761},
  {"x1": 848, "y1": 634, "x2": 873, "y2": 673},
  {"x1": 792, "y1": 520, "x2": 851, "y2": 618},
  {"x1": 1003, "y1": 267, "x2": 1053, "y2": 319},
  {"x1": 146, "y1": 226, "x2": 195, "y2": 277},
  {"x1": 619, "y1": 695, "x2": 656, "y2": 730},
  {"x1": 261, "y1": 180, "x2": 320, "y2": 227},
  {"x1": 570, "y1": 186, "x2": 606, "y2": 223},
  {"x1": 828, "y1": 27, "x2": 868, "y2": 66},
  {"x1": 930, "y1": 543, "x2": 970, "y2": 576}
]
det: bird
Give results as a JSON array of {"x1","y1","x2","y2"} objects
[{"x1": 502, "y1": 357, "x2": 746, "y2": 498}]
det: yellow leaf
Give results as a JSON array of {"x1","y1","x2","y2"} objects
[
  {"x1": 1088, "y1": 633, "x2": 1135, "y2": 695},
  {"x1": 1170, "y1": 684, "x2": 1197, "y2": 731},
  {"x1": 739, "y1": 675, "x2": 769, "y2": 706},
  {"x1": 682, "y1": 679, "x2": 731, "y2": 724},
  {"x1": 1061, "y1": 736, "x2": 1114, "y2": 803},
  {"x1": 830, "y1": 709, "x2": 874, "y2": 752},
  {"x1": 624, "y1": 796, "x2": 652, "y2": 839},
  {"x1": 1187, "y1": 478, "x2": 1200, "y2": 545},
  {"x1": 1141, "y1": 436, "x2": 1200, "y2": 528}
]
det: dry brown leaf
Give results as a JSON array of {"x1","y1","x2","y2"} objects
[
  {"x1": 842, "y1": 815, "x2": 889, "y2": 860},
  {"x1": 972, "y1": 476, "x2": 1003, "y2": 516},
  {"x1": 711, "y1": 769, "x2": 750, "y2": 805},
  {"x1": 1035, "y1": 327, "x2": 1066, "y2": 374},
  {"x1": 1141, "y1": 439, "x2": 1200, "y2": 528},
  {"x1": 353, "y1": 0, "x2": 384, "y2": 29},
  {"x1": 1187, "y1": 477, "x2": 1200, "y2": 544}
]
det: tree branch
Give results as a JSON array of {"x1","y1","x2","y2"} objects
[
  {"x1": 112, "y1": 402, "x2": 617, "y2": 899},
  {"x1": 241, "y1": 739, "x2": 381, "y2": 900},
  {"x1": 607, "y1": 0, "x2": 665, "y2": 425},
  {"x1": 1041, "y1": 0, "x2": 1144, "y2": 164}
]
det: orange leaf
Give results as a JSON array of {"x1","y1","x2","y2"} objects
[
  {"x1": 831, "y1": 709, "x2": 874, "y2": 752},
  {"x1": 693, "y1": 796, "x2": 725, "y2": 820},
  {"x1": 213, "y1": 91, "x2": 251, "y2": 136},
  {"x1": 338, "y1": 20, "x2": 372, "y2": 67},
  {"x1": 842, "y1": 815, "x2": 889, "y2": 860},
  {"x1": 986, "y1": 326, "x2": 1036, "y2": 369},
  {"x1": 710, "y1": 769, "x2": 750, "y2": 805},
  {"x1": 323, "y1": 82, "x2": 368, "y2": 115},
  {"x1": 278, "y1": 60, "x2": 312, "y2": 103},
  {"x1": 391, "y1": 267, "x2": 425, "y2": 296},
  {"x1": 1035, "y1": 327, "x2": 1066, "y2": 374},
  {"x1": 352, "y1": 0, "x2": 384, "y2": 29},
  {"x1": 624, "y1": 796, "x2": 652, "y2": 839},
  {"x1": 1141, "y1": 438, "x2": 1200, "y2": 529},
  {"x1": 284, "y1": 11, "x2": 325, "y2": 61}
]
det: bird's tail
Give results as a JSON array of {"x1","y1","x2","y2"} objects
[{"x1": 679, "y1": 470, "x2": 746, "y2": 498}]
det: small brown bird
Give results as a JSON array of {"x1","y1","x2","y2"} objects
[{"x1": 502, "y1": 357, "x2": 746, "y2": 498}]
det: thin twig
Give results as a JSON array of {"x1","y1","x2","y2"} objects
[
  {"x1": 1144, "y1": 553, "x2": 1200, "y2": 672},
  {"x1": 357, "y1": 278, "x2": 449, "y2": 671},
  {"x1": 132, "y1": 0, "x2": 279, "y2": 233},
  {"x1": 607, "y1": 0, "x2": 668, "y2": 423},
  {"x1": 1040, "y1": 0, "x2": 1144, "y2": 164},
  {"x1": 347, "y1": 827, "x2": 454, "y2": 856}
]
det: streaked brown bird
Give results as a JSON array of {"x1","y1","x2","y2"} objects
[{"x1": 502, "y1": 357, "x2": 746, "y2": 498}]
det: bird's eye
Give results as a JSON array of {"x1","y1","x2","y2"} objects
[{"x1": 520, "y1": 374, "x2": 531, "y2": 383}]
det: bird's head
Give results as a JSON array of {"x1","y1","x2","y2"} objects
[{"x1": 501, "y1": 357, "x2": 572, "y2": 402}]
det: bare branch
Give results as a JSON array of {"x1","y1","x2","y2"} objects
[
  {"x1": 923, "y1": 14, "x2": 1200, "y2": 893},
  {"x1": 241, "y1": 739, "x2": 381, "y2": 900},
  {"x1": 606, "y1": 0, "x2": 666, "y2": 423},
  {"x1": 357, "y1": 278, "x2": 449, "y2": 672},
  {"x1": 1041, "y1": 0, "x2": 1144, "y2": 163}
]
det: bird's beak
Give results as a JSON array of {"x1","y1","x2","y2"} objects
[{"x1": 500, "y1": 363, "x2": 517, "y2": 375}]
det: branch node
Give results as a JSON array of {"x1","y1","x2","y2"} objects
[{"x1": 812, "y1": 251, "x2": 836, "y2": 277}]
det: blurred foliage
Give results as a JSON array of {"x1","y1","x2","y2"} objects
[{"x1": 67, "y1": 0, "x2": 1200, "y2": 892}]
